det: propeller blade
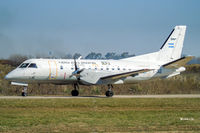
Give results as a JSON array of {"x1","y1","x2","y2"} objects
[
  {"x1": 74, "y1": 58, "x2": 78, "y2": 71},
  {"x1": 70, "y1": 57, "x2": 84, "y2": 79}
]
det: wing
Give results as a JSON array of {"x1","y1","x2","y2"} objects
[
  {"x1": 79, "y1": 69, "x2": 152, "y2": 85},
  {"x1": 163, "y1": 56, "x2": 194, "y2": 69},
  {"x1": 100, "y1": 69, "x2": 151, "y2": 80}
]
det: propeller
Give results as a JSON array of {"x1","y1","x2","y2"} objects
[
  {"x1": 70, "y1": 57, "x2": 84, "y2": 78},
  {"x1": 74, "y1": 58, "x2": 78, "y2": 71}
]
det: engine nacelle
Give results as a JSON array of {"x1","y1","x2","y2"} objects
[{"x1": 166, "y1": 67, "x2": 186, "y2": 78}]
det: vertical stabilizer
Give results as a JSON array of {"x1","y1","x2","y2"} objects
[
  {"x1": 158, "y1": 25, "x2": 186, "y2": 63},
  {"x1": 121, "y1": 25, "x2": 187, "y2": 64}
]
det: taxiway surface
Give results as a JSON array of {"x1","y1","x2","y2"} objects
[{"x1": 0, "y1": 94, "x2": 200, "y2": 99}]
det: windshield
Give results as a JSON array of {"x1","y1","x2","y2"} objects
[
  {"x1": 19, "y1": 63, "x2": 30, "y2": 68},
  {"x1": 28, "y1": 63, "x2": 37, "y2": 68}
]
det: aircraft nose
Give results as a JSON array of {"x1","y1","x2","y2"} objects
[
  {"x1": 5, "y1": 69, "x2": 25, "y2": 81},
  {"x1": 4, "y1": 73, "x2": 13, "y2": 80},
  {"x1": 4, "y1": 70, "x2": 18, "y2": 81}
]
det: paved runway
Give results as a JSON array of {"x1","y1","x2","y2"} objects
[{"x1": 0, "y1": 94, "x2": 200, "y2": 99}]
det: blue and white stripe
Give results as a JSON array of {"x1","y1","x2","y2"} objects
[{"x1": 168, "y1": 43, "x2": 174, "y2": 48}]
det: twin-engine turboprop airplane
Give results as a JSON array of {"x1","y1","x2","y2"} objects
[{"x1": 5, "y1": 25, "x2": 193, "y2": 97}]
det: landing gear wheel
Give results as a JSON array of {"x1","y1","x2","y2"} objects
[
  {"x1": 105, "y1": 91, "x2": 114, "y2": 97},
  {"x1": 71, "y1": 90, "x2": 79, "y2": 96},
  {"x1": 105, "y1": 84, "x2": 114, "y2": 97},
  {"x1": 21, "y1": 92, "x2": 25, "y2": 96},
  {"x1": 22, "y1": 87, "x2": 27, "y2": 97}
]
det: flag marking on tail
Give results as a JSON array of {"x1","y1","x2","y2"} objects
[{"x1": 168, "y1": 43, "x2": 174, "y2": 48}]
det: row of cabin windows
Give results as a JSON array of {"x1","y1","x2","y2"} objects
[
  {"x1": 63, "y1": 66, "x2": 131, "y2": 71},
  {"x1": 19, "y1": 63, "x2": 131, "y2": 71}
]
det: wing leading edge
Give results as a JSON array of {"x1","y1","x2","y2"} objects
[{"x1": 100, "y1": 69, "x2": 152, "y2": 80}]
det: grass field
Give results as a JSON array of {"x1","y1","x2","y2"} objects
[{"x1": 0, "y1": 98, "x2": 200, "y2": 132}]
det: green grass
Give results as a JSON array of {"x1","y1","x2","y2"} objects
[{"x1": 0, "y1": 98, "x2": 200, "y2": 132}]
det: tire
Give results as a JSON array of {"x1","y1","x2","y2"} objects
[
  {"x1": 71, "y1": 90, "x2": 79, "y2": 96},
  {"x1": 105, "y1": 91, "x2": 114, "y2": 97},
  {"x1": 22, "y1": 92, "x2": 27, "y2": 96}
]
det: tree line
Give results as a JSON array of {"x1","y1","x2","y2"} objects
[
  {"x1": 6, "y1": 52, "x2": 135, "y2": 66},
  {"x1": 3, "y1": 52, "x2": 200, "y2": 67},
  {"x1": 48, "y1": 52, "x2": 135, "y2": 60}
]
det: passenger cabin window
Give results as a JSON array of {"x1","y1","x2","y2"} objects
[
  {"x1": 28, "y1": 63, "x2": 37, "y2": 68},
  {"x1": 19, "y1": 63, "x2": 29, "y2": 68}
]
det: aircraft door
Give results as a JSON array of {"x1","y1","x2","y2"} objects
[{"x1": 48, "y1": 60, "x2": 58, "y2": 80}]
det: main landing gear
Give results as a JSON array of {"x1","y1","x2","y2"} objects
[
  {"x1": 105, "y1": 84, "x2": 114, "y2": 97},
  {"x1": 70, "y1": 84, "x2": 114, "y2": 97},
  {"x1": 71, "y1": 83, "x2": 79, "y2": 96}
]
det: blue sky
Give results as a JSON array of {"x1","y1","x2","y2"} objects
[{"x1": 0, "y1": 0, "x2": 200, "y2": 58}]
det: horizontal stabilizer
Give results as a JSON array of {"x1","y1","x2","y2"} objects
[
  {"x1": 101, "y1": 69, "x2": 151, "y2": 80},
  {"x1": 163, "y1": 56, "x2": 194, "y2": 69}
]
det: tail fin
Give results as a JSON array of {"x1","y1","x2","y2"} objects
[
  {"x1": 157, "y1": 25, "x2": 186, "y2": 63},
  {"x1": 121, "y1": 25, "x2": 187, "y2": 63}
]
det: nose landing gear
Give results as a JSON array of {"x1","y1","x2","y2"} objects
[
  {"x1": 22, "y1": 86, "x2": 27, "y2": 96},
  {"x1": 105, "y1": 84, "x2": 114, "y2": 97}
]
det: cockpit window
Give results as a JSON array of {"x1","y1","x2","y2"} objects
[
  {"x1": 28, "y1": 63, "x2": 37, "y2": 68},
  {"x1": 19, "y1": 63, "x2": 30, "y2": 68}
]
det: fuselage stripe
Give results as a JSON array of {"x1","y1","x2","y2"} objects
[
  {"x1": 54, "y1": 60, "x2": 58, "y2": 78},
  {"x1": 48, "y1": 61, "x2": 51, "y2": 80}
]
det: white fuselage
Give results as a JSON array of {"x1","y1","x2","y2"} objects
[{"x1": 5, "y1": 58, "x2": 180, "y2": 85}]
